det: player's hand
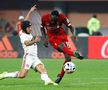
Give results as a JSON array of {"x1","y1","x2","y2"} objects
[
  {"x1": 30, "y1": 5, "x2": 37, "y2": 12},
  {"x1": 44, "y1": 41, "x2": 48, "y2": 48},
  {"x1": 73, "y1": 36, "x2": 78, "y2": 41},
  {"x1": 34, "y1": 36, "x2": 41, "y2": 42},
  {"x1": 71, "y1": 36, "x2": 78, "y2": 41}
]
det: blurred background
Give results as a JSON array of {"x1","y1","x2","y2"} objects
[{"x1": 0, "y1": 0, "x2": 108, "y2": 59}]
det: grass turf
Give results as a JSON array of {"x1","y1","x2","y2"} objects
[{"x1": 0, "y1": 58, "x2": 108, "y2": 90}]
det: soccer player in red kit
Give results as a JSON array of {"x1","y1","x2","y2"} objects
[{"x1": 41, "y1": 10, "x2": 84, "y2": 84}]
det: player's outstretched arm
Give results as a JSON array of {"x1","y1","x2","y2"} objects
[
  {"x1": 68, "y1": 25, "x2": 78, "y2": 40},
  {"x1": 62, "y1": 14, "x2": 76, "y2": 39},
  {"x1": 25, "y1": 5, "x2": 37, "y2": 20},
  {"x1": 68, "y1": 25, "x2": 75, "y2": 35}
]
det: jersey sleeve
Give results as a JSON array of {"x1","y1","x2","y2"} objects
[
  {"x1": 61, "y1": 14, "x2": 72, "y2": 27},
  {"x1": 20, "y1": 34, "x2": 27, "y2": 45}
]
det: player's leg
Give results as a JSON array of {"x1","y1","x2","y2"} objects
[
  {"x1": 17, "y1": 53, "x2": 32, "y2": 78},
  {"x1": 0, "y1": 68, "x2": 29, "y2": 79},
  {"x1": 50, "y1": 35, "x2": 83, "y2": 59},
  {"x1": 55, "y1": 53, "x2": 71, "y2": 84},
  {"x1": 0, "y1": 71, "x2": 19, "y2": 79},
  {"x1": 58, "y1": 43, "x2": 84, "y2": 60},
  {"x1": 0, "y1": 54, "x2": 32, "y2": 79},
  {"x1": 32, "y1": 57, "x2": 58, "y2": 85}
]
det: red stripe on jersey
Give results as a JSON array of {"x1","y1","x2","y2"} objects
[{"x1": 22, "y1": 53, "x2": 28, "y2": 69}]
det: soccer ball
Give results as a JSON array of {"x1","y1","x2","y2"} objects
[{"x1": 64, "y1": 62, "x2": 76, "y2": 73}]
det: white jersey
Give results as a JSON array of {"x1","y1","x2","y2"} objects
[{"x1": 19, "y1": 30, "x2": 37, "y2": 55}]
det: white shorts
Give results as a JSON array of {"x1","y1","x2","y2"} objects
[{"x1": 22, "y1": 53, "x2": 43, "y2": 70}]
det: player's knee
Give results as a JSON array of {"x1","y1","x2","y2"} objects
[
  {"x1": 36, "y1": 64, "x2": 46, "y2": 73},
  {"x1": 19, "y1": 74, "x2": 26, "y2": 78},
  {"x1": 18, "y1": 73, "x2": 27, "y2": 78}
]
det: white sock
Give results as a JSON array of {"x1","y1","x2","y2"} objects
[
  {"x1": 41, "y1": 73, "x2": 52, "y2": 82},
  {"x1": 4, "y1": 71, "x2": 19, "y2": 78}
]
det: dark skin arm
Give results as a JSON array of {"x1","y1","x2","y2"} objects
[
  {"x1": 62, "y1": 15, "x2": 76, "y2": 40},
  {"x1": 68, "y1": 25, "x2": 77, "y2": 40},
  {"x1": 68, "y1": 25, "x2": 74, "y2": 34},
  {"x1": 41, "y1": 27, "x2": 49, "y2": 47}
]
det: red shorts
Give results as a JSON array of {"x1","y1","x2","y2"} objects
[{"x1": 49, "y1": 34, "x2": 68, "y2": 49}]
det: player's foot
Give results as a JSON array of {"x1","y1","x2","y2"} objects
[
  {"x1": 74, "y1": 51, "x2": 84, "y2": 60},
  {"x1": 0, "y1": 72, "x2": 7, "y2": 80},
  {"x1": 45, "y1": 80, "x2": 58, "y2": 86},
  {"x1": 55, "y1": 74, "x2": 62, "y2": 84}
]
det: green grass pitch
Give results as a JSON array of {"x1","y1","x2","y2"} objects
[{"x1": 0, "y1": 58, "x2": 108, "y2": 90}]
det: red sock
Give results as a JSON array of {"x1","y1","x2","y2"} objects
[
  {"x1": 62, "y1": 46, "x2": 74, "y2": 56},
  {"x1": 59, "y1": 60, "x2": 68, "y2": 78}
]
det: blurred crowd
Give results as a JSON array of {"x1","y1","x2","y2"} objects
[
  {"x1": 0, "y1": 15, "x2": 102, "y2": 37},
  {"x1": 0, "y1": 18, "x2": 15, "y2": 36},
  {"x1": 0, "y1": 12, "x2": 103, "y2": 37}
]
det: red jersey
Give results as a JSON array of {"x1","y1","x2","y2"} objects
[{"x1": 41, "y1": 13, "x2": 71, "y2": 38}]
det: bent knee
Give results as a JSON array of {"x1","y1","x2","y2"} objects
[
  {"x1": 18, "y1": 73, "x2": 27, "y2": 78},
  {"x1": 19, "y1": 74, "x2": 26, "y2": 78},
  {"x1": 36, "y1": 64, "x2": 46, "y2": 73}
]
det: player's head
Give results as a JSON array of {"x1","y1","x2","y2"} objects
[
  {"x1": 92, "y1": 14, "x2": 97, "y2": 18},
  {"x1": 22, "y1": 20, "x2": 32, "y2": 34},
  {"x1": 18, "y1": 16, "x2": 24, "y2": 21},
  {"x1": 50, "y1": 10, "x2": 59, "y2": 24}
]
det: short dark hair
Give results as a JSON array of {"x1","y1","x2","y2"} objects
[
  {"x1": 93, "y1": 14, "x2": 97, "y2": 18},
  {"x1": 22, "y1": 20, "x2": 31, "y2": 32},
  {"x1": 51, "y1": 10, "x2": 59, "y2": 16}
]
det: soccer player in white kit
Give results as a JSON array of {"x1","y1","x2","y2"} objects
[{"x1": 0, "y1": 20, "x2": 58, "y2": 86}]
